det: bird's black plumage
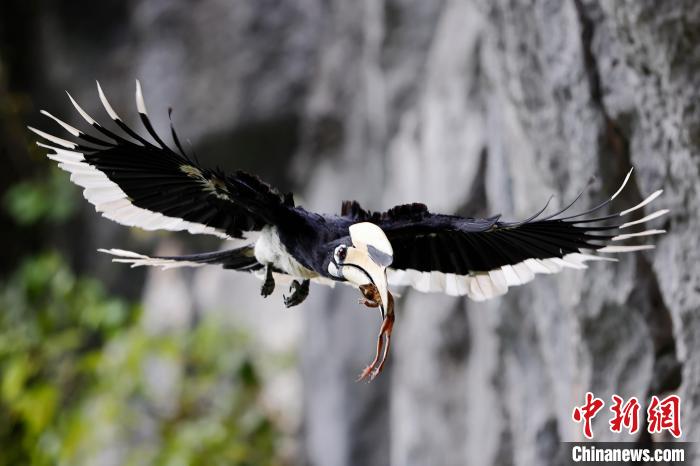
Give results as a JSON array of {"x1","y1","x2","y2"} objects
[{"x1": 338, "y1": 199, "x2": 619, "y2": 275}]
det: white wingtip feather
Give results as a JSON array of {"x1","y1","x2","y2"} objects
[
  {"x1": 561, "y1": 252, "x2": 618, "y2": 264},
  {"x1": 619, "y1": 190, "x2": 663, "y2": 216},
  {"x1": 135, "y1": 79, "x2": 147, "y2": 115},
  {"x1": 27, "y1": 126, "x2": 76, "y2": 149},
  {"x1": 66, "y1": 91, "x2": 97, "y2": 126},
  {"x1": 35, "y1": 140, "x2": 83, "y2": 157},
  {"x1": 96, "y1": 81, "x2": 120, "y2": 120},
  {"x1": 612, "y1": 229, "x2": 666, "y2": 241},
  {"x1": 619, "y1": 209, "x2": 669, "y2": 229},
  {"x1": 98, "y1": 248, "x2": 145, "y2": 258},
  {"x1": 40, "y1": 110, "x2": 81, "y2": 137},
  {"x1": 610, "y1": 168, "x2": 633, "y2": 200},
  {"x1": 597, "y1": 244, "x2": 655, "y2": 253}
]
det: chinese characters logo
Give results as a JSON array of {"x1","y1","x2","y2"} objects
[{"x1": 572, "y1": 392, "x2": 681, "y2": 439}]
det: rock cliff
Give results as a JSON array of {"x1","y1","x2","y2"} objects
[{"x1": 31, "y1": 1, "x2": 699, "y2": 464}]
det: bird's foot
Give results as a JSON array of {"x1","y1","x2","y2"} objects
[
  {"x1": 260, "y1": 264, "x2": 275, "y2": 297},
  {"x1": 283, "y1": 279, "x2": 310, "y2": 308},
  {"x1": 357, "y1": 292, "x2": 395, "y2": 382}
]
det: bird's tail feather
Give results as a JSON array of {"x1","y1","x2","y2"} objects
[{"x1": 98, "y1": 245, "x2": 261, "y2": 271}]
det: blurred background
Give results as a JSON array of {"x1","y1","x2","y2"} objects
[{"x1": 1, "y1": 0, "x2": 698, "y2": 465}]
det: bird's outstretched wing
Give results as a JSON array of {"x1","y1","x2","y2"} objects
[
  {"x1": 341, "y1": 170, "x2": 667, "y2": 301},
  {"x1": 30, "y1": 81, "x2": 290, "y2": 239}
]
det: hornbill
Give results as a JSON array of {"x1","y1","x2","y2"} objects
[{"x1": 29, "y1": 81, "x2": 668, "y2": 381}]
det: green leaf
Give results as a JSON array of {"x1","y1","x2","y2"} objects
[
  {"x1": 2, "y1": 356, "x2": 31, "y2": 403},
  {"x1": 15, "y1": 385, "x2": 58, "y2": 435},
  {"x1": 3, "y1": 167, "x2": 76, "y2": 226},
  {"x1": 0, "y1": 253, "x2": 284, "y2": 466}
]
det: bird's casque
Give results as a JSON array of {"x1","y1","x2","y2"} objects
[{"x1": 29, "y1": 81, "x2": 669, "y2": 381}]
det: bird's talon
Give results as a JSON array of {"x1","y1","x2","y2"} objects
[
  {"x1": 283, "y1": 294, "x2": 295, "y2": 308},
  {"x1": 260, "y1": 264, "x2": 275, "y2": 297},
  {"x1": 283, "y1": 279, "x2": 310, "y2": 308}
]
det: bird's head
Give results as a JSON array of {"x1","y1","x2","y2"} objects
[{"x1": 327, "y1": 222, "x2": 394, "y2": 314}]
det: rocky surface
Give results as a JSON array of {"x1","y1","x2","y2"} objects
[{"x1": 32, "y1": 0, "x2": 700, "y2": 464}]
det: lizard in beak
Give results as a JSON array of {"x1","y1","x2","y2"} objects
[{"x1": 328, "y1": 222, "x2": 395, "y2": 380}]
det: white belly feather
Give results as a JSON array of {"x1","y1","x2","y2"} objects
[{"x1": 254, "y1": 226, "x2": 318, "y2": 279}]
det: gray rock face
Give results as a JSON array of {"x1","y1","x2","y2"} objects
[
  {"x1": 39, "y1": 0, "x2": 699, "y2": 464},
  {"x1": 295, "y1": 1, "x2": 697, "y2": 464}
]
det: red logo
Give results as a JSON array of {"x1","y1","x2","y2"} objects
[
  {"x1": 609, "y1": 395, "x2": 640, "y2": 434},
  {"x1": 572, "y1": 392, "x2": 605, "y2": 439},
  {"x1": 572, "y1": 393, "x2": 682, "y2": 439},
  {"x1": 647, "y1": 395, "x2": 682, "y2": 438}
]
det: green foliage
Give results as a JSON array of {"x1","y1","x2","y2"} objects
[
  {"x1": 3, "y1": 166, "x2": 77, "y2": 226},
  {"x1": 0, "y1": 253, "x2": 283, "y2": 466}
]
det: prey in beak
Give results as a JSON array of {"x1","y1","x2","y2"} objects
[
  {"x1": 356, "y1": 283, "x2": 394, "y2": 381},
  {"x1": 328, "y1": 222, "x2": 396, "y2": 381}
]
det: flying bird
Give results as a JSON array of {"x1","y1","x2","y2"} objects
[{"x1": 29, "y1": 81, "x2": 668, "y2": 381}]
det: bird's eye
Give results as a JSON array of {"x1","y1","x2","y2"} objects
[{"x1": 335, "y1": 245, "x2": 347, "y2": 263}]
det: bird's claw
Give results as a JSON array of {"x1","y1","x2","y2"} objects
[
  {"x1": 261, "y1": 282, "x2": 275, "y2": 297},
  {"x1": 283, "y1": 279, "x2": 309, "y2": 308},
  {"x1": 260, "y1": 264, "x2": 275, "y2": 297}
]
